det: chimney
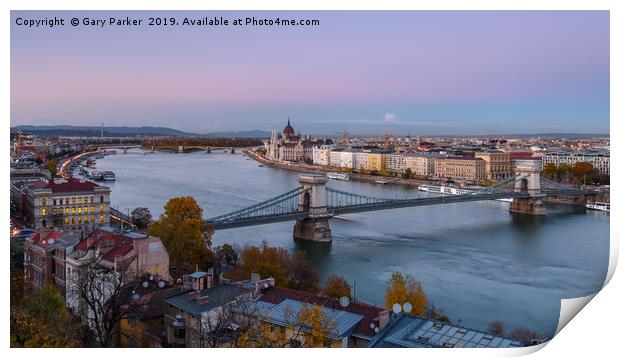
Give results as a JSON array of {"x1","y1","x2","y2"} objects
[
  {"x1": 250, "y1": 272, "x2": 260, "y2": 283},
  {"x1": 378, "y1": 310, "x2": 390, "y2": 330}
]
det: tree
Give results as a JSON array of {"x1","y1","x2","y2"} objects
[
  {"x1": 385, "y1": 272, "x2": 426, "y2": 316},
  {"x1": 488, "y1": 321, "x2": 505, "y2": 335},
  {"x1": 322, "y1": 275, "x2": 352, "y2": 299},
  {"x1": 287, "y1": 252, "x2": 320, "y2": 293},
  {"x1": 542, "y1": 163, "x2": 557, "y2": 181},
  {"x1": 571, "y1": 161, "x2": 599, "y2": 185},
  {"x1": 297, "y1": 304, "x2": 336, "y2": 347},
  {"x1": 68, "y1": 259, "x2": 144, "y2": 347},
  {"x1": 130, "y1": 207, "x2": 152, "y2": 229},
  {"x1": 149, "y1": 197, "x2": 214, "y2": 277},
  {"x1": 46, "y1": 159, "x2": 58, "y2": 177},
  {"x1": 216, "y1": 243, "x2": 238, "y2": 268},
  {"x1": 11, "y1": 284, "x2": 83, "y2": 347},
  {"x1": 403, "y1": 168, "x2": 413, "y2": 179},
  {"x1": 228, "y1": 244, "x2": 320, "y2": 293},
  {"x1": 556, "y1": 163, "x2": 572, "y2": 183}
]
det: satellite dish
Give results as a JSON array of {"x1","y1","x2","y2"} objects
[
  {"x1": 339, "y1": 296, "x2": 350, "y2": 308},
  {"x1": 142, "y1": 281, "x2": 149, "y2": 288},
  {"x1": 158, "y1": 281, "x2": 165, "y2": 289},
  {"x1": 403, "y1": 302, "x2": 413, "y2": 314},
  {"x1": 263, "y1": 282, "x2": 270, "y2": 289},
  {"x1": 131, "y1": 293, "x2": 140, "y2": 300},
  {"x1": 370, "y1": 323, "x2": 376, "y2": 329},
  {"x1": 149, "y1": 275, "x2": 154, "y2": 281},
  {"x1": 392, "y1": 303, "x2": 402, "y2": 314},
  {"x1": 374, "y1": 327, "x2": 380, "y2": 333}
]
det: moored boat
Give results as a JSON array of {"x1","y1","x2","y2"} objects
[
  {"x1": 102, "y1": 171, "x2": 116, "y2": 181},
  {"x1": 327, "y1": 172, "x2": 350, "y2": 181},
  {"x1": 586, "y1": 202, "x2": 610, "y2": 212}
]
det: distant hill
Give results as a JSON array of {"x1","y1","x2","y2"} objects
[
  {"x1": 11, "y1": 125, "x2": 271, "y2": 138},
  {"x1": 12, "y1": 125, "x2": 196, "y2": 137}
]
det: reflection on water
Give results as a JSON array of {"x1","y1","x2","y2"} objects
[{"x1": 96, "y1": 151, "x2": 609, "y2": 337}]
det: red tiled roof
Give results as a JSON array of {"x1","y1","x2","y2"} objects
[
  {"x1": 45, "y1": 178, "x2": 99, "y2": 193},
  {"x1": 101, "y1": 244, "x2": 133, "y2": 262},
  {"x1": 258, "y1": 286, "x2": 386, "y2": 338}
]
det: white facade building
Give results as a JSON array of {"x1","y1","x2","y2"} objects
[
  {"x1": 386, "y1": 153, "x2": 406, "y2": 174},
  {"x1": 313, "y1": 146, "x2": 331, "y2": 166},
  {"x1": 543, "y1": 151, "x2": 610, "y2": 175}
]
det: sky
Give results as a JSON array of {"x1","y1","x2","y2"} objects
[{"x1": 10, "y1": 11, "x2": 610, "y2": 135}]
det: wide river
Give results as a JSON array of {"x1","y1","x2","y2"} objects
[{"x1": 96, "y1": 150, "x2": 609, "y2": 337}]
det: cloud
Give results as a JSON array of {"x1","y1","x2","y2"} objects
[{"x1": 383, "y1": 112, "x2": 397, "y2": 123}]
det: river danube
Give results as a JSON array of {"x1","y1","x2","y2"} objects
[{"x1": 97, "y1": 150, "x2": 609, "y2": 337}]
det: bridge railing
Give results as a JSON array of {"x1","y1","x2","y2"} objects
[{"x1": 207, "y1": 187, "x2": 309, "y2": 226}]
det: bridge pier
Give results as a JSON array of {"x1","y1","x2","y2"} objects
[
  {"x1": 510, "y1": 197, "x2": 546, "y2": 215},
  {"x1": 178, "y1": 146, "x2": 184, "y2": 153},
  {"x1": 294, "y1": 219, "x2": 332, "y2": 242},
  {"x1": 294, "y1": 174, "x2": 332, "y2": 243}
]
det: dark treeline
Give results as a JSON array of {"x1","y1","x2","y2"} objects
[{"x1": 141, "y1": 137, "x2": 263, "y2": 147}]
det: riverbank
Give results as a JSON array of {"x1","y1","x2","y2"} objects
[{"x1": 246, "y1": 150, "x2": 445, "y2": 189}]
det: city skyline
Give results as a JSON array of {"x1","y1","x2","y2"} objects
[{"x1": 11, "y1": 11, "x2": 610, "y2": 135}]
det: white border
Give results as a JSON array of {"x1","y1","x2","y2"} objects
[{"x1": 3, "y1": 1, "x2": 616, "y2": 357}]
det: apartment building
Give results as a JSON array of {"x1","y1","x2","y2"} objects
[
  {"x1": 434, "y1": 157, "x2": 486, "y2": 181},
  {"x1": 543, "y1": 151, "x2": 610, "y2": 175},
  {"x1": 475, "y1": 151, "x2": 512, "y2": 180}
]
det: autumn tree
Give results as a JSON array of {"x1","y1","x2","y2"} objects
[
  {"x1": 488, "y1": 321, "x2": 505, "y2": 335},
  {"x1": 11, "y1": 284, "x2": 83, "y2": 347},
  {"x1": 130, "y1": 207, "x2": 152, "y2": 229},
  {"x1": 229, "y1": 244, "x2": 320, "y2": 293},
  {"x1": 322, "y1": 275, "x2": 352, "y2": 299},
  {"x1": 297, "y1": 304, "x2": 337, "y2": 347},
  {"x1": 542, "y1": 163, "x2": 558, "y2": 181},
  {"x1": 385, "y1": 272, "x2": 426, "y2": 316},
  {"x1": 149, "y1": 196, "x2": 214, "y2": 277},
  {"x1": 571, "y1": 161, "x2": 599, "y2": 184},
  {"x1": 46, "y1": 159, "x2": 57, "y2": 177},
  {"x1": 287, "y1": 252, "x2": 320, "y2": 293}
]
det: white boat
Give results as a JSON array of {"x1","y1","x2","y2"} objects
[
  {"x1": 375, "y1": 178, "x2": 397, "y2": 185},
  {"x1": 102, "y1": 171, "x2": 116, "y2": 181},
  {"x1": 327, "y1": 172, "x2": 350, "y2": 181},
  {"x1": 586, "y1": 202, "x2": 610, "y2": 212},
  {"x1": 418, "y1": 184, "x2": 513, "y2": 203}
]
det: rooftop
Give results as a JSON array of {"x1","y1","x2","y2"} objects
[
  {"x1": 368, "y1": 314, "x2": 524, "y2": 348},
  {"x1": 164, "y1": 284, "x2": 251, "y2": 316}
]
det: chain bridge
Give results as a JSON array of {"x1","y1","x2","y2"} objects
[{"x1": 206, "y1": 162, "x2": 595, "y2": 242}]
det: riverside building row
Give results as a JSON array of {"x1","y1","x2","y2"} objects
[{"x1": 310, "y1": 147, "x2": 515, "y2": 181}]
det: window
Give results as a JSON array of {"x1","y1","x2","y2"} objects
[
  {"x1": 90, "y1": 216, "x2": 94, "y2": 222},
  {"x1": 71, "y1": 197, "x2": 76, "y2": 204},
  {"x1": 52, "y1": 208, "x2": 57, "y2": 215},
  {"x1": 99, "y1": 215, "x2": 104, "y2": 223},
  {"x1": 65, "y1": 218, "x2": 69, "y2": 225},
  {"x1": 90, "y1": 206, "x2": 94, "y2": 213},
  {"x1": 72, "y1": 217, "x2": 76, "y2": 224},
  {"x1": 78, "y1": 217, "x2": 82, "y2": 224},
  {"x1": 99, "y1": 204, "x2": 105, "y2": 212},
  {"x1": 77, "y1": 207, "x2": 82, "y2": 214},
  {"x1": 53, "y1": 199, "x2": 57, "y2": 206},
  {"x1": 71, "y1": 207, "x2": 76, "y2": 214},
  {"x1": 90, "y1": 197, "x2": 94, "y2": 203},
  {"x1": 78, "y1": 197, "x2": 82, "y2": 204},
  {"x1": 59, "y1": 198, "x2": 63, "y2": 205},
  {"x1": 42, "y1": 198, "x2": 47, "y2": 206},
  {"x1": 65, "y1": 207, "x2": 70, "y2": 215},
  {"x1": 84, "y1": 206, "x2": 88, "y2": 213},
  {"x1": 100, "y1": 195, "x2": 104, "y2": 203},
  {"x1": 41, "y1": 208, "x2": 46, "y2": 216}
]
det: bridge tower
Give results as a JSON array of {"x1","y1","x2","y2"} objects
[
  {"x1": 510, "y1": 158, "x2": 546, "y2": 215},
  {"x1": 293, "y1": 174, "x2": 332, "y2": 242}
]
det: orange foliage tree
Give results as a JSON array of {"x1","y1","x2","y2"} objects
[
  {"x1": 322, "y1": 275, "x2": 352, "y2": 299},
  {"x1": 149, "y1": 196, "x2": 214, "y2": 277},
  {"x1": 384, "y1": 272, "x2": 426, "y2": 316}
]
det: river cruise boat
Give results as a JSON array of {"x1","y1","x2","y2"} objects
[
  {"x1": 418, "y1": 184, "x2": 513, "y2": 202},
  {"x1": 102, "y1": 171, "x2": 116, "y2": 181},
  {"x1": 585, "y1": 202, "x2": 610, "y2": 212},
  {"x1": 91, "y1": 171, "x2": 103, "y2": 181},
  {"x1": 327, "y1": 172, "x2": 350, "y2": 181}
]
